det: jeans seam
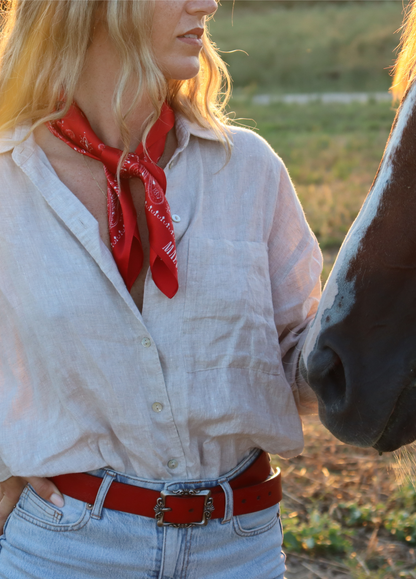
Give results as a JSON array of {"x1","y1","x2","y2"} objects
[
  {"x1": 0, "y1": 508, "x2": 15, "y2": 543},
  {"x1": 180, "y1": 526, "x2": 193, "y2": 579},
  {"x1": 232, "y1": 513, "x2": 278, "y2": 538},
  {"x1": 157, "y1": 527, "x2": 167, "y2": 579},
  {"x1": 24, "y1": 486, "x2": 62, "y2": 520},
  {"x1": 14, "y1": 504, "x2": 91, "y2": 533}
]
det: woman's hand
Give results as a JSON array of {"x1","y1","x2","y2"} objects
[{"x1": 0, "y1": 476, "x2": 64, "y2": 534}]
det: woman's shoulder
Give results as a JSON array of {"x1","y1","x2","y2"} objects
[
  {"x1": 181, "y1": 115, "x2": 284, "y2": 172},
  {"x1": 227, "y1": 124, "x2": 283, "y2": 167}
]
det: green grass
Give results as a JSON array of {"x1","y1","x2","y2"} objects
[
  {"x1": 226, "y1": 98, "x2": 397, "y2": 280},
  {"x1": 276, "y1": 416, "x2": 416, "y2": 578},
  {"x1": 209, "y1": 2, "x2": 404, "y2": 93},
  {"x1": 209, "y1": 2, "x2": 402, "y2": 273}
]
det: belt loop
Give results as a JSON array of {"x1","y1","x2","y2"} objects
[
  {"x1": 218, "y1": 477, "x2": 233, "y2": 524},
  {"x1": 91, "y1": 470, "x2": 116, "y2": 520}
]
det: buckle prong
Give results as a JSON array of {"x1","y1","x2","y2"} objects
[{"x1": 154, "y1": 489, "x2": 214, "y2": 528}]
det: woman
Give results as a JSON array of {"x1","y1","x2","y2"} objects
[{"x1": 0, "y1": 0, "x2": 322, "y2": 577}]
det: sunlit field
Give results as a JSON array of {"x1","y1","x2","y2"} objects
[
  {"x1": 227, "y1": 98, "x2": 397, "y2": 283},
  {"x1": 209, "y1": 1, "x2": 403, "y2": 93},
  {"x1": 274, "y1": 418, "x2": 416, "y2": 579},
  {"x1": 224, "y1": 95, "x2": 414, "y2": 577},
  {"x1": 210, "y1": 0, "x2": 404, "y2": 283},
  {"x1": 210, "y1": 2, "x2": 416, "y2": 577}
]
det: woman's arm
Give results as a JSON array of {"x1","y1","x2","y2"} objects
[{"x1": 268, "y1": 160, "x2": 323, "y2": 414}]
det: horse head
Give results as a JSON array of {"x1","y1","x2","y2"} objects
[{"x1": 303, "y1": 81, "x2": 416, "y2": 452}]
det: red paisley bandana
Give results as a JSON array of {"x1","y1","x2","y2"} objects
[{"x1": 47, "y1": 102, "x2": 178, "y2": 298}]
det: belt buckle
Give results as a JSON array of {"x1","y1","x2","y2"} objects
[{"x1": 154, "y1": 488, "x2": 214, "y2": 528}]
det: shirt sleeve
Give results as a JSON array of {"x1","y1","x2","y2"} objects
[
  {"x1": 268, "y1": 158, "x2": 323, "y2": 415},
  {"x1": 0, "y1": 456, "x2": 12, "y2": 482}
]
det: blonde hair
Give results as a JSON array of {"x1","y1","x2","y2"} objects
[
  {"x1": 391, "y1": 0, "x2": 416, "y2": 101},
  {"x1": 0, "y1": 0, "x2": 232, "y2": 156}
]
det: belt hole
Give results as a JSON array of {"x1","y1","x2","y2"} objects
[
  {"x1": 189, "y1": 508, "x2": 194, "y2": 513},
  {"x1": 241, "y1": 499, "x2": 246, "y2": 504},
  {"x1": 268, "y1": 491, "x2": 272, "y2": 496},
  {"x1": 257, "y1": 496, "x2": 261, "y2": 500}
]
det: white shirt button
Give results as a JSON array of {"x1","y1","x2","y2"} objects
[
  {"x1": 152, "y1": 402, "x2": 163, "y2": 413},
  {"x1": 172, "y1": 214, "x2": 181, "y2": 223},
  {"x1": 167, "y1": 459, "x2": 178, "y2": 469},
  {"x1": 141, "y1": 337, "x2": 151, "y2": 348}
]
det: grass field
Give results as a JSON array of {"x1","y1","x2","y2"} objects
[
  {"x1": 210, "y1": 2, "x2": 416, "y2": 576},
  {"x1": 209, "y1": 2, "x2": 416, "y2": 575},
  {"x1": 209, "y1": 1, "x2": 403, "y2": 280},
  {"x1": 226, "y1": 97, "x2": 397, "y2": 281},
  {"x1": 209, "y1": 2, "x2": 404, "y2": 93},
  {"x1": 275, "y1": 416, "x2": 416, "y2": 578},
  {"x1": 225, "y1": 97, "x2": 413, "y2": 576}
]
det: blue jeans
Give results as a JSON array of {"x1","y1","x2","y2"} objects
[{"x1": 0, "y1": 450, "x2": 286, "y2": 578}]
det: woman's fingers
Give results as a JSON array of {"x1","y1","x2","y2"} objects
[
  {"x1": 0, "y1": 475, "x2": 65, "y2": 535},
  {"x1": 25, "y1": 476, "x2": 65, "y2": 507},
  {"x1": 0, "y1": 476, "x2": 26, "y2": 534}
]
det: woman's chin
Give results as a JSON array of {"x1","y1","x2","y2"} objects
[{"x1": 164, "y1": 59, "x2": 201, "y2": 82}]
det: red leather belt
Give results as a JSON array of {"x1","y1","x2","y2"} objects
[{"x1": 51, "y1": 451, "x2": 282, "y2": 527}]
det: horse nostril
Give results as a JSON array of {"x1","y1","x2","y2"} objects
[{"x1": 307, "y1": 346, "x2": 347, "y2": 407}]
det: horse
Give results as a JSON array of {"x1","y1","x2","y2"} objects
[{"x1": 302, "y1": 77, "x2": 416, "y2": 454}]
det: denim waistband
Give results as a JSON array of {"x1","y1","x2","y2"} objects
[{"x1": 86, "y1": 448, "x2": 264, "y2": 493}]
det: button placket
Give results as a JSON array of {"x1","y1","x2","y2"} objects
[{"x1": 134, "y1": 317, "x2": 186, "y2": 476}]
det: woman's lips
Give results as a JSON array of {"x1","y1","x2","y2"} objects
[
  {"x1": 177, "y1": 28, "x2": 204, "y2": 47},
  {"x1": 177, "y1": 35, "x2": 203, "y2": 47}
]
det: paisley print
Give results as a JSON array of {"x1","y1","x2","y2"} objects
[
  {"x1": 147, "y1": 179, "x2": 164, "y2": 205},
  {"x1": 80, "y1": 134, "x2": 93, "y2": 153},
  {"x1": 108, "y1": 191, "x2": 121, "y2": 231},
  {"x1": 124, "y1": 162, "x2": 142, "y2": 178},
  {"x1": 64, "y1": 129, "x2": 76, "y2": 140}
]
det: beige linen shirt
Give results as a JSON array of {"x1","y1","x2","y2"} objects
[{"x1": 0, "y1": 115, "x2": 322, "y2": 483}]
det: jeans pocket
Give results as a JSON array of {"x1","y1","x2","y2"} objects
[
  {"x1": 0, "y1": 508, "x2": 16, "y2": 550},
  {"x1": 232, "y1": 504, "x2": 280, "y2": 538},
  {"x1": 14, "y1": 485, "x2": 91, "y2": 532}
]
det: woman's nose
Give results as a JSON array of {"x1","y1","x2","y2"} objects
[{"x1": 186, "y1": 0, "x2": 218, "y2": 17}]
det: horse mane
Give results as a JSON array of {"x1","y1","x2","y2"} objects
[{"x1": 392, "y1": 0, "x2": 416, "y2": 101}]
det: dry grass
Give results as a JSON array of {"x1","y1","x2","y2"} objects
[{"x1": 272, "y1": 416, "x2": 416, "y2": 578}]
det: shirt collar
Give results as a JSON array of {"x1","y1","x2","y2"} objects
[
  {"x1": 0, "y1": 112, "x2": 233, "y2": 156},
  {"x1": 0, "y1": 124, "x2": 31, "y2": 154},
  {"x1": 174, "y1": 112, "x2": 233, "y2": 153}
]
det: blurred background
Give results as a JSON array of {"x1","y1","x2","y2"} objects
[
  {"x1": 209, "y1": 0, "x2": 403, "y2": 282},
  {"x1": 208, "y1": 3, "x2": 416, "y2": 578}
]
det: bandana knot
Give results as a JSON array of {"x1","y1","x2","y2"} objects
[{"x1": 48, "y1": 102, "x2": 178, "y2": 299}]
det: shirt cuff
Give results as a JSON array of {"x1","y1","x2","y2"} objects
[
  {"x1": 296, "y1": 355, "x2": 319, "y2": 415},
  {"x1": 290, "y1": 331, "x2": 319, "y2": 415},
  {"x1": 0, "y1": 457, "x2": 12, "y2": 482}
]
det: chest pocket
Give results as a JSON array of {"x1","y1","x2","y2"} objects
[{"x1": 182, "y1": 238, "x2": 281, "y2": 374}]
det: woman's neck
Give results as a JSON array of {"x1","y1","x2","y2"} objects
[{"x1": 73, "y1": 22, "x2": 154, "y2": 152}]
